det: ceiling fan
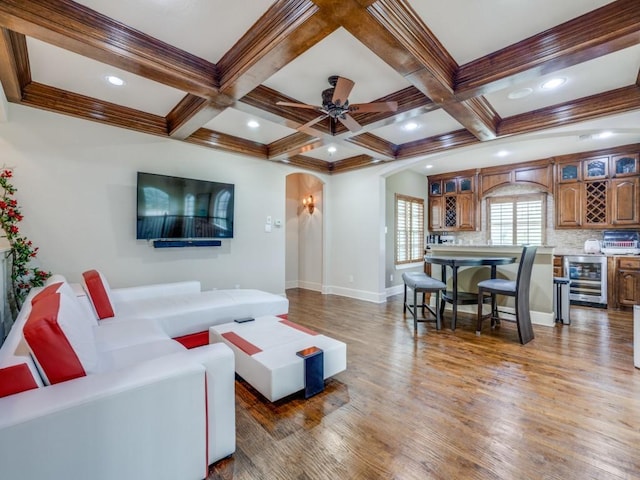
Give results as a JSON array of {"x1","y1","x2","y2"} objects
[{"x1": 276, "y1": 76, "x2": 398, "y2": 133}]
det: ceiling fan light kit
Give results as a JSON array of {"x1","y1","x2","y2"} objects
[{"x1": 276, "y1": 76, "x2": 398, "y2": 133}]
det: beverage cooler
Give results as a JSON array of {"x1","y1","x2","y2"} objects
[{"x1": 563, "y1": 255, "x2": 607, "y2": 307}]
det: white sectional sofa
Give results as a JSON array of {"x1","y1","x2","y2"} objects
[{"x1": 0, "y1": 271, "x2": 289, "y2": 480}]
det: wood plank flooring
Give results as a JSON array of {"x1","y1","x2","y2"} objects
[{"x1": 209, "y1": 289, "x2": 640, "y2": 480}]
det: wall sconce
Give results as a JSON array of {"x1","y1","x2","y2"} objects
[{"x1": 302, "y1": 194, "x2": 315, "y2": 214}]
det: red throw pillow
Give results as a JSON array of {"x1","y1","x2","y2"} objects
[
  {"x1": 82, "y1": 270, "x2": 115, "y2": 319},
  {"x1": 23, "y1": 293, "x2": 98, "y2": 385}
]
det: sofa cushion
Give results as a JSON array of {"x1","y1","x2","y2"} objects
[
  {"x1": 0, "y1": 363, "x2": 39, "y2": 398},
  {"x1": 94, "y1": 318, "x2": 170, "y2": 352},
  {"x1": 97, "y1": 339, "x2": 186, "y2": 373},
  {"x1": 107, "y1": 289, "x2": 289, "y2": 338},
  {"x1": 82, "y1": 270, "x2": 115, "y2": 319},
  {"x1": 23, "y1": 293, "x2": 98, "y2": 385}
]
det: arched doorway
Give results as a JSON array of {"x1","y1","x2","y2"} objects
[{"x1": 285, "y1": 173, "x2": 324, "y2": 291}]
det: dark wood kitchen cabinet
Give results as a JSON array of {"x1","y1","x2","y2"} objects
[
  {"x1": 613, "y1": 257, "x2": 640, "y2": 309},
  {"x1": 556, "y1": 183, "x2": 583, "y2": 227},
  {"x1": 555, "y1": 148, "x2": 640, "y2": 229},
  {"x1": 428, "y1": 170, "x2": 478, "y2": 232},
  {"x1": 610, "y1": 177, "x2": 639, "y2": 225}
]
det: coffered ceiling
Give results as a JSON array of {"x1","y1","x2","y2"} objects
[{"x1": 0, "y1": 0, "x2": 639, "y2": 175}]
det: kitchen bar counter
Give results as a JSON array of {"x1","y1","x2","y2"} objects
[{"x1": 428, "y1": 245, "x2": 554, "y2": 327}]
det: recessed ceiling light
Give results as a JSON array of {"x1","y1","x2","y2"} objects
[
  {"x1": 425, "y1": 164, "x2": 433, "y2": 169},
  {"x1": 541, "y1": 77, "x2": 566, "y2": 90},
  {"x1": 247, "y1": 120, "x2": 260, "y2": 129},
  {"x1": 596, "y1": 131, "x2": 613, "y2": 139},
  {"x1": 403, "y1": 122, "x2": 419, "y2": 131},
  {"x1": 497, "y1": 150, "x2": 510, "y2": 157},
  {"x1": 507, "y1": 88, "x2": 533, "y2": 100},
  {"x1": 105, "y1": 75, "x2": 125, "y2": 86},
  {"x1": 327, "y1": 146, "x2": 337, "y2": 154}
]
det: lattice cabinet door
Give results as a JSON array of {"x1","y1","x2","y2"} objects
[
  {"x1": 583, "y1": 181, "x2": 609, "y2": 226},
  {"x1": 444, "y1": 196, "x2": 457, "y2": 228}
]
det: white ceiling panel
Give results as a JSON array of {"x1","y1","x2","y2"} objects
[
  {"x1": 203, "y1": 108, "x2": 297, "y2": 144},
  {"x1": 27, "y1": 38, "x2": 186, "y2": 116},
  {"x1": 303, "y1": 142, "x2": 371, "y2": 163},
  {"x1": 72, "y1": 0, "x2": 276, "y2": 63},
  {"x1": 371, "y1": 110, "x2": 464, "y2": 145},
  {"x1": 486, "y1": 44, "x2": 640, "y2": 118},
  {"x1": 407, "y1": 0, "x2": 616, "y2": 64},
  {"x1": 263, "y1": 27, "x2": 411, "y2": 106}
]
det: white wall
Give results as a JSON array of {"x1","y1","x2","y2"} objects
[
  {"x1": 0, "y1": 105, "x2": 293, "y2": 294},
  {"x1": 385, "y1": 169, "x2": 428, "y2": 291},
  {"x1": 324, "y1": 166, "x2": 387, "y2": 302}
]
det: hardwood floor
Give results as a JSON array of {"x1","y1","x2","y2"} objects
[{"x1": 209, "y1": 289, "x2": 640, "y2": 480}]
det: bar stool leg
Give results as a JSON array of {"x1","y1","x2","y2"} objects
[
  {"x1": 435, "y1": 291, "x2": 441, "y2": 330},
  {"x1": 413, "y1": 288, "x2": 418, "y2": 332},
  {"x1": 403, "y1": 283, "x2": 407, "y2": 313}
]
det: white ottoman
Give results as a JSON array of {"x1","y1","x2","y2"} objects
[{"x1": 209, "y1": 315, "x2": 347, "y2": 401}]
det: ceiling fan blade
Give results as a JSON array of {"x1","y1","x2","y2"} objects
[
  {"x1": 349, "y1": 101, "x2": 398, "y2": 113},
  {"x1": 276, "y1": 101, "x2": 321, "y2": 110},
  {"x1": 332, "y1": 77, "x2": 355, "y2": 106},
  {"x1": 298, "y1": 114, "x2": 328, "y2": 131},
  {"x1": 338, "y1": 114, "x2": 362, "y2": 132}
]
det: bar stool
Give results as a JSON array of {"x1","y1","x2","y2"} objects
[
  {"x1": 553, "y1": 276, "x2": 571, "y2": 325},
  {"x1": 402, "y1": 272, "x2": 446, "y2": 332}
]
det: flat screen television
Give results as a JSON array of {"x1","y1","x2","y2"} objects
[{"x1": 136, "y1": 172, "x2": 234, "y2": 240}]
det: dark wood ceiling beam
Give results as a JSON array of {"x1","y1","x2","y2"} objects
[
  {"x1": 217, "y1": 0, "x2": 321, "y2": 95},
  {"x1": 167, "y1": 94, "x2": 234, "y2": 139},
  {"x1": 177, "y1": 0, "x2": 334, "y2": 138},
  {"x1": 344, "y1": 133, "x2": 397, "y2": 158},
  {"x1": 286, "y1": 155, "x2": 331, "y2": 173},
  {"x1": 366, "y1": 0, "x2": 456, "y2": 94},
  {"x1": 396, "y1": 129, "x2": 480, "y2": 159},
  {"x1": 0, "y1": 29, "x2": 29, "y2": 102},
  {"x1": 21, "y1": 82, "x2": 168, "y2": 136},
  {"x1": 268, "y1": 132, "x2": 323, "y2": 159},
  {"x1": 499, "y1": 85, "x2": 640, "y2": 137},
  {"x1": 0, "y1": 0, "x2": 220, "y2": 99},
  {"x1": 361, "y1": 0, "x2": 496, "y2": 140},
  {"x1": 330, "y1": 154, "x2": 380, "y2": 174},
  {"x1": 456, "y1": 0, "x2": 640, "y2": 98},
  {"x1": 185, "y1": 128, "x2": 269, "y2": 159}
]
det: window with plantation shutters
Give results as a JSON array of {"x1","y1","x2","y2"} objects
[
  {"x1": 487, "y1": 194, "x2": 545, "y2": 246},
  {"x1": 395, "y1": 194, "x2": 424, "y2": 265}
]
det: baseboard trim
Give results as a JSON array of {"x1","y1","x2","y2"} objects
[{"x1": 322, "y1": 285, "x2": 386, "y2": 304}]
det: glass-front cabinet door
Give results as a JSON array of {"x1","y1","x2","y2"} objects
[
  {"x1": 429, "y1": 180, "x2": 442, "y2": 196},
  {"x1": 444, "y1": 179, "x2": 456, "y2": 194},
  {"x1": 558, "y1": 162, "x2": 581, "y2": 183},
  {"x1": 611, "y1": 154, "x2": 638, "y2": 177},
  {"x1": 459, "y1": 177, "x2": 473, "y2": 193},
  {"x1": 583, "y1": 157, "x2": 608, "y2": 180}
]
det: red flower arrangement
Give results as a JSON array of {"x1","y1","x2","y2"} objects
[{"x1": 0, "y1": 168, "x2": 50, "y2": 307}]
